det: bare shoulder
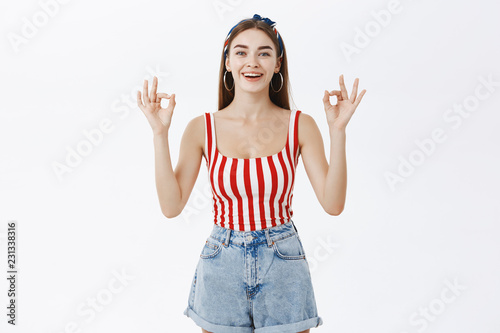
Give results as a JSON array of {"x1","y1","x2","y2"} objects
[
  {"x1": 296, "y1": 111, "x2": 318, "y2": 149},
  {"x1": 180, "y1": 114, "x2": 206, "y2": 157},
  {"x1": 297, "y1": 110, "x2": 316, "y2": 128},
  {"x1": 189, "y1": 113, "x2": 205, "y2": 130}
]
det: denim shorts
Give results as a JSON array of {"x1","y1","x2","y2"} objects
[{"x1": 183, "y1": 219, "x2": 323, "y2": 333}]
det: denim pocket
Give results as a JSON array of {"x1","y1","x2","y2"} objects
[
  {"x1": 272, "y1": 233, "x2": 306, "y2": 260},
  {"x1": 200, "y1": 237, "x2": 223, "y2": 259}
]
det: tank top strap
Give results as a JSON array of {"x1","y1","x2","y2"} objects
[
  {"x1": 287, "y1": 108, "x2": 301, "y2": 166},
  {"x1": 204, "y1": 112, "x2": 216, "y2": 166}
]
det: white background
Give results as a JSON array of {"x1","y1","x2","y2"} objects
[{"x1": 1, "y1": 0, "x2": 499, "y2": 332}]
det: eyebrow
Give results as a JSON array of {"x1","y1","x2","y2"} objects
[{"x1": 232, "y1": 44, "x2": 274, "y2": 51}]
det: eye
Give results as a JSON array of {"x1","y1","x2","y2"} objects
[{"x1": 235, "y1": 51, "x2": 271, "y2": 56}]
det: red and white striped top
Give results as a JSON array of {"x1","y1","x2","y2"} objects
[{"x1": 203, "y1": 109, "x2": 302, "y2": 231}]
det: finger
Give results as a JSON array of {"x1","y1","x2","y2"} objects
[
  {"x1": 340, "y1": 74, "x2": 349, "y2": 100},
  {"x1": 156, "y1": 93, "x2": 170, "y2": 99},
  {"x1": 323, "y1": 90, "x2": 333, "y2": 108},
  {"x1": 328, "y1": 90, "x2": 343, "y2": 104},
  {"x1": 150, "y1": 76, "x2": 158, "y2": 102},
  {"x1": 329, "y1": 90, "x2": 342, "y2": 98},
  {"x1": 143, "y1": 80, "x2": 150, "y2": 104},
  {"x1": 350, "y1": 78, "x2": 359, "y2": 104},
  {"x1": 156, "y1": 93, "x2": 170, "y2": 106},
  {"x1": 137, "y1": 91, "x2": 144, "y2": 110},
  {"x1": 353, "y1": 89, "x2": 367, "y2": 108},
  {"x1": 137, "y1": 91, "x2": 150, "y2": 116}
]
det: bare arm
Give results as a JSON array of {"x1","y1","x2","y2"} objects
[
  {"x1": 299, "y1": 113, "x2": 344, "y2": 215},
  {"x1": 153, "y1": 117, "x2": 204, "y2": 218},
  {"x1": 323, "y1": 126, "x2": 347, "y2": 215},
  {"x1": 137, "y1": 76, "x2": 203, "y2": 218},
  {"x1": 300, "y1": 75, "x2": 366, "y2": 216},
  {"x1": 153, "y1": 132, "x2": 181, "y2": 217}
]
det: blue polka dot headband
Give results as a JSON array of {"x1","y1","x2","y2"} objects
[{"x1": 224, "y1": 14, "x2": 284, "y2": 61}]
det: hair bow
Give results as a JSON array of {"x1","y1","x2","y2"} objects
[
  {"x1": 224, "y1": 14, "x2": 284, "y2": 61},
  {"x1": 252, "y1": 14, "x2": 276, "y2": 27}
]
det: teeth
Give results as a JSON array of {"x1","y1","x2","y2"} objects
[{"x1": 244, "y1": 73, "x2": 262, "y2": 77}]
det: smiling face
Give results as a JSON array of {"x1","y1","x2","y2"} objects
[{"x1": 225, "y1": 28, "x2": 282, "y2": 93}]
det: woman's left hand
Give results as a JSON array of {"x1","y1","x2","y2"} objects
[{"x1": 323, "y1": 75, "x2": 366, "y2": 130}]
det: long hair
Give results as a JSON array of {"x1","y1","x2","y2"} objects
[{"x1": 218, "y1": 17, "x2": 294, "y2": 111}]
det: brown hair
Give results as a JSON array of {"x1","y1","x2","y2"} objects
[{"x1": 218, "y1": 17, "x2": 295, "y2": 111}]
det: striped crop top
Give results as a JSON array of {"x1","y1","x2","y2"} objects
[{"x1": 203, "y1": 109, "x2": 301, "y2": 231}]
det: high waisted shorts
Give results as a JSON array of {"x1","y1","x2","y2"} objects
[{"x1": 183, "y1": 219, "x2": 323, "y2": 332}]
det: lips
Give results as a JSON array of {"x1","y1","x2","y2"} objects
[
  {"x1": 242, "y1": 72, "x2": 263, "y2": 76},
  {"x1": 242, "y1": 72, "x2": 263, "y2": 83}
]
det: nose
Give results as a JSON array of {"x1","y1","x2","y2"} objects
[{"x1": 245, "y1": 53, "x2": 260, "y2": 67}]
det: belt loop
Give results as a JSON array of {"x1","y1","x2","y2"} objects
[
  {"x1": 224, "y1": 228, "x2": 231, "y2": 247},
  {"x1": 265, "y1": 228, "x2": 273, "y2": 247}
]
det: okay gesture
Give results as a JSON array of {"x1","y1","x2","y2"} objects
[{"x1": 323, "y1": 74, "x2": 366, "y2": 130}]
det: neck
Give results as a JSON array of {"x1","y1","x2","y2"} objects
[{"x1": 224, "y1": 86, "x2": 278, "y2": 119}]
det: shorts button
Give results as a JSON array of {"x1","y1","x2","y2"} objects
[{"x1": 246, "y1": 235, "x2": 253, "y2": 241}]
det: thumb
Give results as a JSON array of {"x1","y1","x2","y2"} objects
[{"x1": 323, "y1": 90, "x2": 331, "y2": 105}]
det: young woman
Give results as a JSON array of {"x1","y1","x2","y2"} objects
[{"x1": 137, "y1": 14, "x2": 366, "y2": 333}]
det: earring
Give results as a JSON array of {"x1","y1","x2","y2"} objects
[
  {"x1": 270, "y1": 72, "x2": 283, "y2": 93},
  {"x1": 224, "y1": 70, "x2": 234, "y2": 91}
]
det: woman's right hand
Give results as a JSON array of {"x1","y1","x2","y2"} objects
[{"x1": 137, "y1": 76, "x2": 176, "y2": 135}]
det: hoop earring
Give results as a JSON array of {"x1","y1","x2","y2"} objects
[
  {"x1": 224, "y1": 70, "x2": 234, "y2": 91},
  {"x1": 270, "y1": 72, "x2": 283, "y2": 93}
]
